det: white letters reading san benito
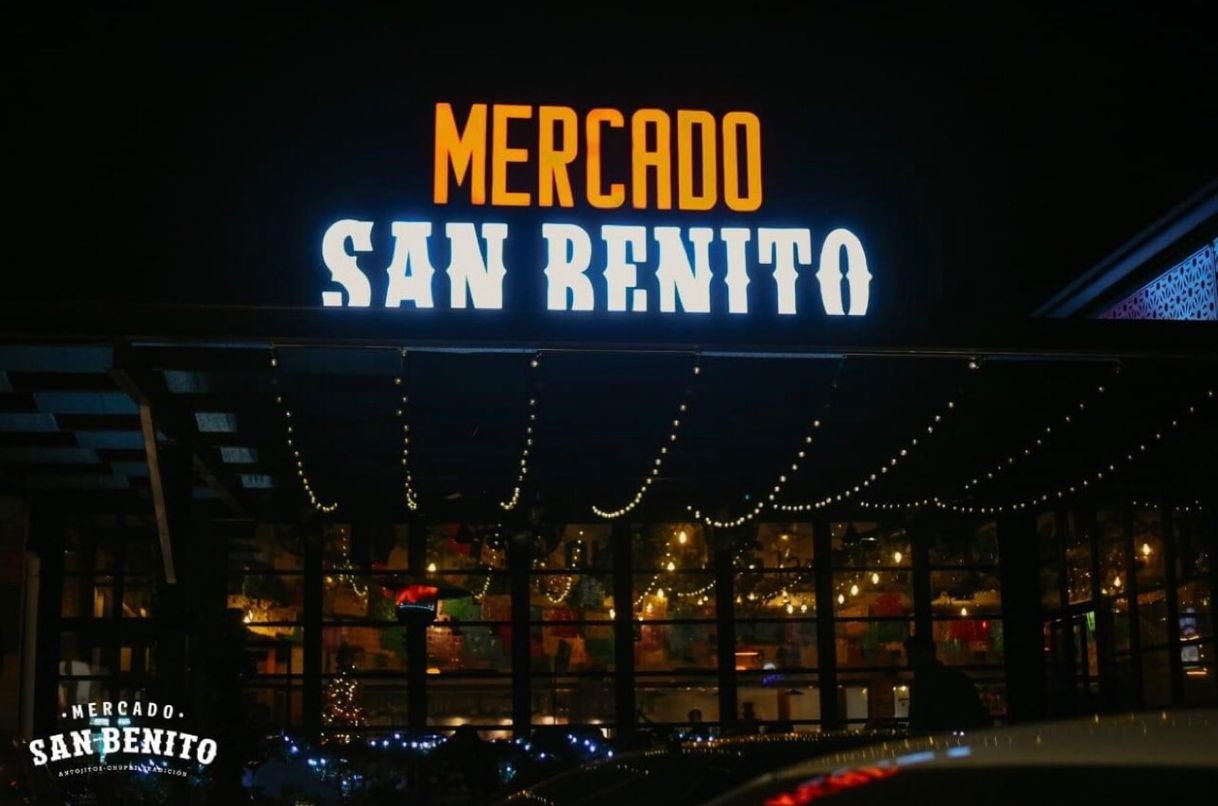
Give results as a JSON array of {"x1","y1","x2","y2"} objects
[{"x1": 320, "y1": 221, "x2": 872, "y2": 317}]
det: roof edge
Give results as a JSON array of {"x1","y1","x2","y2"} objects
[{"x1": 1035, "y1": 178, "x2": 1218, "y2": 318}]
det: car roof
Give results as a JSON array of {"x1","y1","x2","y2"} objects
[{"x1": 707, "y1": 711, "x2": 1218, "y2": 806}]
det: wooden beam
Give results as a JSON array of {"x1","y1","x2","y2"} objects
[{"x1": 110, "y1": 369, "x2": 176, "y2": 585}]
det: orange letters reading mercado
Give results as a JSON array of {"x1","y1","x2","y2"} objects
[{"x1": 433, "y1": 103, "x2": 763, "y2": 211}]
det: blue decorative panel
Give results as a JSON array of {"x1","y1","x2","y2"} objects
[
  {"x1": 110, "y1": 462, "x2": 150, "y2": 477},
  {"x1": 24, "y1": 474, "x2": 130, "y2": 490},
  {"x1": 0, "y1": 346, "x2": 113, "y2": 373},
  {"x1": 0, "y1": 413, "x2": 59, "y2": 433},
  {"x1": 239, "y1": 473, "x2": 275, "y2": 489},
  {"x1": 163, "y1": 371, "x2": 210, "y2": 394},
  {"x1": 219, "y1": 446, "x2": 258, "y2": 464},
  {"x1": 0, "y1": 446, "x2": 100, "y2": 464},
  {"x1": 34, "y1": 392, "x2": 138, "y2": 415},
  {"x1": 195, "y1": 411, "x2": 238, "y2": 433},
  {"x1": 1101, "y1": 240, "x2": 1218, "y2": 321},
  {"x1": 76, "y1": 431, "x2": 145, "y2": 450}
]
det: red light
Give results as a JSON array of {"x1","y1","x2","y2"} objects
[
  {"x1": 764, "y1": 765, "x2": 899, "y2": 806},
  {"x1": 395, "y1": 584, "x2": 439, "y2": 605}
]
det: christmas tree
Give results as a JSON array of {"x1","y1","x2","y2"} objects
[{"x1": 322, "y1": 645, "x2": 366, "y2": 744}]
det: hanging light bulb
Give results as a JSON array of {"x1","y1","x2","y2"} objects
[
  {"x1": 1141, "y1": 543, "x2": 1152, "y2": 558},
  {"x1": 426, "y1": 562, "x2": 437, "y2": 574},
  {"x1": 677, "y1": 530, "x2": 688, "y2": 545},
  {"x1": 666, "y1": 560, "x2": 676, "y2": 572},
  {"x1": 849, "y1": 584, "x2": 859, "y2": 597},
  {"x1": 893, "y1": 551, "x2": 903, "y2": 564},
  {"x1": 837, "y1": 593, "x2": 845, "y2": 605},
  {"x1": 960, "y1": 606, "x2": 969, "y2": 617},
  {"x1": 609, "y1": 608, "x2": 615, "y2": 620},
  {"x1": 871, "y1": 572, "x2": 880, "y2": 585}
]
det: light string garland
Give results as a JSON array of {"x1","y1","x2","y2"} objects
[
  {"x1": 393, "y1": 360, "x2": 420, "y2": 511},
  {"x1": 542, "y1": 575, "x2": 576, "y2": 604},
  {"x1": 775, "y1": 381, "x2": 962, "y2": 514},
  {"x1": 270, "y1": 349, "x2": 338, "y2": 514},
  {"x1": 499, "y1": 353, "x2": 543, "y2": 512},
  {"x1": 633, "y1": 528, "x2": 715, "y2": 610},
  {"x1": 690, "y1": 359, "x2": 846, "y2": 528},
  {"x1": 324, "y1": 525, "x2": 368, "y2": 601},
  {"x1": 1129, "y1": 499, "x2": 1206, "y2": 513},
  {"x1": 962, "y1": 376, "x2": 1113, "y2": 494},
  {"x1": 592, "y1": 356, "x2": 701, "y2": 519},
  {"x1": 856, "y1": 388, "x2": 1215, "y2": 515}
]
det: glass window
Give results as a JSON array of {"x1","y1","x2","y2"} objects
[
  {"x1": 832, "y1": 572, "x2": 913, "y2": 618},
  {"x1": 533, "y1": 623, "x2": 615, "y2": 673},
  {"x1": 635, "y1": 623, "x2": 718, "y2": 671},
  {"x1": 228, "y1": 574, "x2": 304, "y2": 622},
  {"x1": 231, "y1": 523, "x2": 304, "y2": 571},
  {"x1": 1131, "y1": 509, "x2": 1166, "y2": 592},
  {"x1": 839, "y1": 672, "x2": 912, "y2": 725},
  {"x1": 932, "y1": 618, "x2": 1003, "y2": 665},
  {"x1": 929, "y1": 570, "x2": 1002, "y2": 617},
  {"x1": 736, "y1": 621, "x2": 818, "y2": 670},
  {"x1": 1096, "y1": 508, "x2": 1128, "y2": 599},
  {"x1": 245, "y1": 681, "x2": 304, "y2": 730},
  {"x1": 426, "y1": 677, "x2": 512, "y2": 730},
  {"x1": 426, "y1": 523, "x2": 511, "y2": 571},
  {"x1": 928, "y1": 521, "x2": 999, "y2": 566},
  {"x1": 532, "y1": 675, "x2": 615, "y2": 727},
  {"x1": 835, "y1": 620, "x2": 912, "y2": 668},
  {"x1": 1174, "y1": 509, "x2": 1211, "y2": 582},
  {"x1": 830, "y1": 522, "x2": 911, "y2": 568},
  {"x1": 1182, "y1": 641, "x2": 1217, "y2": 706},
  {"x1": 636, "y1": 675, "x2": 719, "y2": 724},
  {"x1": 1064, "y1": 511, "x2": 1092, "y2": 604}
]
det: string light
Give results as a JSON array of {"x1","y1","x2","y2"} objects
[
  {"x1": 473, "y1": 572, "x2": 493, "y2": 601},
  {"x1": 500, "y1": 353, "x2": 542, "y2": 511},
  {"x1": 776, "y1": 392, "x2": 960, "y2": 513},
  {"x1": 394, "y1": 364, "x2": 420, "y2": 512},
  {"x1": 962, "y1": 378, "x2": 1111, "y2": 493},
  {"x1": 270, "y1": 349, "x2": 338, "y2": 514},
  {"x1": 593, "y1": 357, "x2": 700, "y2": 519},
  {"x1": 325, "y1": 525, "x2": 367, "y2": 601},
  {"x1": 1130, "y1": 499, "x2": 1206, "y2": 513},
  {"x1": 542, "y1": 575, "x2": 575, "y2": 604},
  {"x1": 693, "y1": 361, "x2": 844, "y2": 527},
  {"x1": 856, "y1": 388, "x2": 1214, "y2": 515}
]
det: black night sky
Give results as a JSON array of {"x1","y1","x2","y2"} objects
[{"x1": 6, "y1": 6, "x2": 1218, "y2": 325}]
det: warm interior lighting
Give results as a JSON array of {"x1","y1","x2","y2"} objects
[
  {"x1": 677, "y1": 530, "x2": 688, "y2": 545},
  {"x1": 871, "y1": 572, "x2": 880, "y2": 585},
  {"x1": 893, "y1": 551, "x2": 903, "y2": 564},
  {"x1": 1142, "y1": 542, "x2": 1152, "y2": 557},
  {"x1": 426, "y1": 562, "x2": 437, "y2": 574},
  {"x1": 849, "y1": 584, "x2": 860, "y2": 597}
]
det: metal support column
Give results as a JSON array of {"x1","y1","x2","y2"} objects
[
  {"x1": 406, "y1": 516, "x2": 428, "y2": 730},
  {"x1": 812, "y1": 516, "x2": 839, "y2": 729},
  {"x1": 611, "y1": 523, "x2": 636, "y2": 744}
]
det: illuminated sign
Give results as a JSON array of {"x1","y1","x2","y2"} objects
[{"x1": 321, "y1": 103, "x2": 872, "y2": 320}]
